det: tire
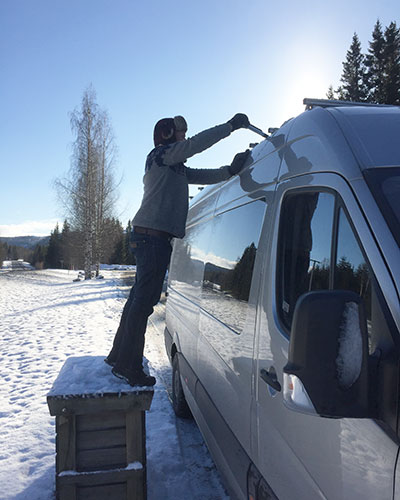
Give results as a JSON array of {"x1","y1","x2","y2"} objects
[{"x1": 172, "y1": 355, "x2": 192, "y2": 418}]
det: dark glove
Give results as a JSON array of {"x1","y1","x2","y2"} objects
[
  {"x1": 227, "y1": 113, "x2": 250, "y2": 131},
  {"x1": 228, "y1": 150, "x2": 251, "y2": 176}
]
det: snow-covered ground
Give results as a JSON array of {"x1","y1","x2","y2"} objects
[{"x1": 0, "y1": 267, "x2": 229, "y2": 499}]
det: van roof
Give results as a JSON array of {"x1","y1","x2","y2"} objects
[
  {"x1": 190, "y1": 102, "x2": 400, "y2": 208},
  {"x1": 323, "y1": 105, "x2": 400, "y2": 169}
]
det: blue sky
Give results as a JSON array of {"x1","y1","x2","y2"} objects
[{"x1": 0, "y1": 0, "x2": 398, "y2": 236}]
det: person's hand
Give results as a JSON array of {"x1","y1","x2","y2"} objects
[
  {"x1": 228, "y1": 150, "x2": 251, "y2": 176},
  {"x1": 227, "y1": 113, "x2": 250, "y2": 131}
]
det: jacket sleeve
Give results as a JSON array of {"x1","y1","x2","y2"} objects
[
  {"x1": 162, "y1": 123, "x2": 232, "y2": 165},
  {"x1": 186, "y1": 165, "x2": 232, "y2": 185}
]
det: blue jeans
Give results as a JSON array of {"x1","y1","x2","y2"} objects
[{"x1": 108, "y1": 230, "x2": 172, "y2": 372}]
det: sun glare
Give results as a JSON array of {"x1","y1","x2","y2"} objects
[{"x1": 281, "y1": 70, "x2": 329, "y2": 120}]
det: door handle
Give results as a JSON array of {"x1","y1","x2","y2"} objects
[{"x1": 260, "y1": 368, "x2": 281, "y2": 392}]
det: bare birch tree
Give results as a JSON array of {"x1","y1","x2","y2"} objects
[
  {"x1": 93, "y1": 110, "x2": 118, "y2": 276},
  {"x1": 56, "y1": 86, "x2": 118, "y2": 279}
]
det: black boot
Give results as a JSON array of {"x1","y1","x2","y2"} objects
[
  {"x1": 104, "y1": 356, "x2": 116, "y2": 367},
  {"x1": 112, "y1": 366, "x2": 156, "y2": 387}
]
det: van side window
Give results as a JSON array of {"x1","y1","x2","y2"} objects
[
  {"x1": 201, "y1": 199, "x2": 266, "y2": 333},
  {"x1": 334, "y1": 207, "x2": 397, "y2": 430},
  {"x1": 278, "y1": 192, "x2": 398, "y2": 428},
  {"x1": 279, "y1": 192, "x2": 335, "y2": 330},
  {"x1": 335, "y1": 207, "x2": 372, "y2": 320}
]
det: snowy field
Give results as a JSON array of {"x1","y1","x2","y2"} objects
[{"x1": 0, "y1": 267, "x2": 229, "y2": 499}]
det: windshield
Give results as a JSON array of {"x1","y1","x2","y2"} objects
[{"x1": 364, "y1": 167, "x2": 400, "y2": 247}]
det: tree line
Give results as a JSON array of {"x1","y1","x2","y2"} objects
[
  {"x1": 0, "y1": 219, "x2": 136, "y2": 270},
  {"x1": 328, "y1": 19, "x2": 400, "y2": 103},
  {"x1": 0, "y1": 241, "x2": 33, "y2": 265}
]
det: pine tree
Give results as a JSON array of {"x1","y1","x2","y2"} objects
[
  {"x1": 326, "y1": 85, "x2": 336, "y2": 100},
  {"x1": 31, "y1": 244, "x2": 46, "y2": 269},
  {"x1": 100, "y1": 217, "x2": 124, "y2": 264},
  {"x1": 109, "y1": 225, "x2": 124, "y2": 264},
  {"x1": 340, "y1": 33, "x2": 368, "y2": 101},
  {"x1": 365, "y1": 19, "x2": 386, "y2": 103},
  {"x1": 0, "y1": 241, "x2": 7, "y2": 267},
  {"x1": 383, "y1": 22, "x2": 400, "y2": 104},
  {"x1": 45, "y1": 224, "x2": 62, "y2": 269},
  {"x1": 123, "y1": 220, "x2": 136, "y2": 265},
  {"x1": 10, "y1": 245, "x2": 18, "y2": 260},
  {"x1": 60, "y1": 220, "x2": 73, "y2": 269}
]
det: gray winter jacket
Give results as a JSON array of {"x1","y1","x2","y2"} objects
[{"x1": 132, "y1": 123, "x2": 233, "y2": 238}]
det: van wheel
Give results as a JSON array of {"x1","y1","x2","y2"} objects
[{"x1": 172, "y1": 355, "x2": 192, "y2": 418}]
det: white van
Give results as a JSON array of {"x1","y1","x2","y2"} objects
[{"x1": 164, "y1": 99, "x2": 400, "y2": 500}]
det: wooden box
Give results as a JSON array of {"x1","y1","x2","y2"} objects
[{"x1": 47, "y1": 356, "x2": 154, "y2": 500}]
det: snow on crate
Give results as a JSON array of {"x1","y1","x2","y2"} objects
[
  {"x1": 47, "y1": 355, "x2": 153, "y2": 398},
  {"x1": 58, "y1": 461, "x2": 144, "y2": 476}
]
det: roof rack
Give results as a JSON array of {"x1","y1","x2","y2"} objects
[{"x1": 303, "y1": 98, "x2": 393, "y2": 110}]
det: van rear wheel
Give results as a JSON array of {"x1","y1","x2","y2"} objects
[{"x1": 172, "y1": 355, "x2": 192, "y2": 418}]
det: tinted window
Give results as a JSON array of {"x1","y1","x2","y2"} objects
[
  {"x1": 279, "y1": 192, "x2": 335, "y2": 329},
  {"x1": 278, "y1": 189, "x2": 399, "y2": 430},
  {"x1": 335, "y1": 207, "x2": 372, "y2": 319},
  {"x1": 334, "y1": 207, "x2": 398, "y2": 430},
  {"x1": 169, "y1": 218, "x2": 213, "y2": 303},
  {"x1": 201, "y1": 199, "x2": 266, "y2": 333},
  {"x1": 364, "y1": 167, "x2": 400, "y2": 247},
  {"x1": 339, "y1": 109, "x2": 400, "y2": 167}
]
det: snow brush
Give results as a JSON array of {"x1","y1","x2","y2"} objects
[{"x1": 247, "y1": 123, "x2": 269, "y2": 139}]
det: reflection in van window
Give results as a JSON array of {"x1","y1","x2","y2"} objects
[
  {"x1": 201, "y1": 199, "x2": 266, "y2": 333},
  {"x1": 279, "y1": 192, "x2": 335, "y2": 329},
  {"x1": 277, "y1": 188, "x2": 399, "y2": 430},
  {"x1": 171, "y1": 219, "x2": 212, "y2": 291},
  {"x1": 335, "y1": 208, "x2": 372, "y2": 321},
  {"x1": 334, "y1": 207, "x2": 397, "y2": 429}
]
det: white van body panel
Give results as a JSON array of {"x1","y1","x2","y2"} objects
[
  {"x1": 165, "y1": 105, "x2": 400, "y2": 499},
  {"x1": 255, "y1": 171, "x2": 399, "y2": 499}
]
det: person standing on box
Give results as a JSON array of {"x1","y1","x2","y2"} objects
[{"x1": 106, "y1": 113, "x2": 251, "y2": 386}]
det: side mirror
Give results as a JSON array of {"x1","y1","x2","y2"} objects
[{"x1": 283, "y1": 290, "x2": 375, "y2": 418}]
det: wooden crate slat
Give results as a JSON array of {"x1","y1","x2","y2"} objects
[
  {"x1": 127, "y1": 476, "x2": 146, "y2": 500},
  {"x1": 48, "y1": 391, "x2": 153, "y2": 416},
  {"x1": 56, "y1": 483, "x2": 77, "y2": 500},
  {"x1": 77, "y1": 428, "x2": 126, "y2": 450},
  {"x1": 57, "y1": 467, "x2": 143, "y2": 486},
  {"x1": 56, "y1": 415, "x2": 76, "y2": 473},
  {"x1": 77, "y1": 446, "x2": 127, "y2": 472},
  {"x1": 76, "y1": 411, "x2": 126, "y2": 432},
  {"x1": 76, "y1": 483, "x2": 127, "y2": 500},
  {"x1": 126, "y1": 411, "x2": 145, "y2": 464}
]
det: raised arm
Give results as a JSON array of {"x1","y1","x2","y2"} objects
[
  {"x1": 162, "y1": 113, "x2": 250, "y2": 166},
  {"x1": 162, "y1": 123, "x2": 232, "y2": 165}
]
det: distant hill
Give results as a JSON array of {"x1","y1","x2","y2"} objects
[{"x1": 0, "y1": 235, "x2": 49, "y2": 249}]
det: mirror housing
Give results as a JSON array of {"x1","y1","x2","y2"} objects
[{"x1": 283, "y1": 290, "x2": 376, "y2": 418}]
